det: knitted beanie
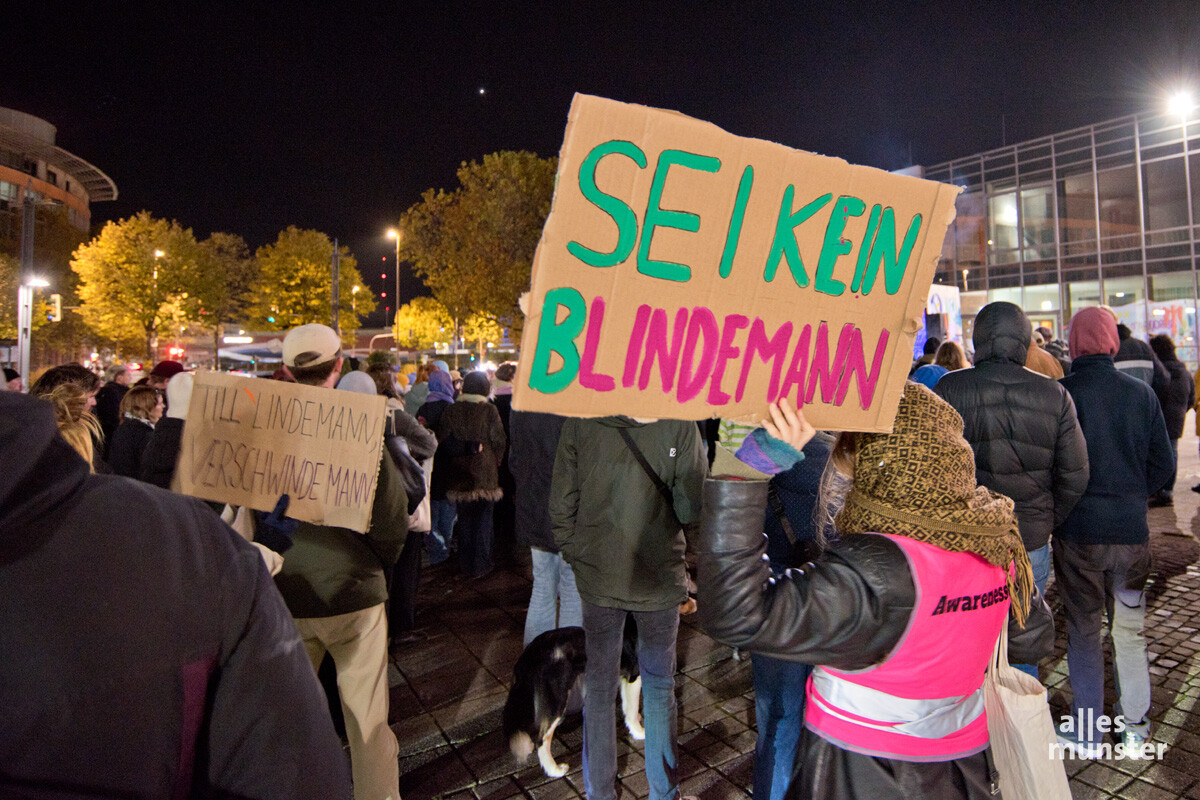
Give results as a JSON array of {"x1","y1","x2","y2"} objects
[
  {"x1": 1069, "y1": 306, "x2": 1120, "y2": 359},
  {"x1": 836, "y1": 383, "x2": 1033, "y2": 624},
  {"x1": 461, "y1": 370, "x2": 491, "y2": 397}
]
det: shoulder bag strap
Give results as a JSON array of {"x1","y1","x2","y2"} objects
[{"x1": 617, "y1": 427, "x2": 680, "y2": 523}]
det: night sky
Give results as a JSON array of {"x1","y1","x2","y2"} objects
[{"x1": 5, "y1": 2, "x2": 1198, "y2": 326}]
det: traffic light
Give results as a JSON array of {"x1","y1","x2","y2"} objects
[{"x1": 48, "y1": 293, "x2": 62, "y2": 322}]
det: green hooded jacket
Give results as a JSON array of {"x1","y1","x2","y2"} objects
[{"x1": 550, "y1": 416, "x2": 706, "y2": 611}]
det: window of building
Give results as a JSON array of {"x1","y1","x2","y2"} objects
[
  {"x1": 46, "y1": 169, "x2": 58, "y2": 187},
  {"x1": 955, "y1": 192, "x2": 986, "y2": 268},
  {"x1": 1190, "y1": 153, "x2": 1200, "y2": 232},
  {"x1": 1142, "y1": 158, "x2": 1189, "y2": 235},
  {"x1": 0, "y1": 181, "x2": 16, "y2": 202},
  {"x1": 1020, "y1": 185, "x2": 1056, "y2": 260},
  {"x1": 1024, "y1": 283, "x2": 1061, "y2": 314},
  {"x1": 1058, "y1": 172, "x2": 1098, "y2": 255},
  {"x1": 987, "y1": 192, "x2": 1020, "y2": 263},
  {"x1": 1065, "y1": 280, "x2": 1101, "y2": 324},
  {"x1": 1096, "y1": 166, "x2": 1140, "y2": 251},
  {"x1": 987, "y1": 287, "x2": 1023, "y2": 307}
]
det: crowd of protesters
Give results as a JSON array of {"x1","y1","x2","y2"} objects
[{"x1": 1, "y1": 301, "x2": 1194, "y2": 798}]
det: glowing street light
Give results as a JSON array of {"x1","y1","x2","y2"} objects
[
  {"x1": 386, "y1": 228, "x2": 402, "y2": 328},
  {"x1": 1168, "y1": 91, "x2": 1195, "y2": 118},
  {"x1": 16, "y1": 276, "x2": 50, "y2": 385}
]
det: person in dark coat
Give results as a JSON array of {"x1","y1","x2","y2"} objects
[
  {"x1": 1115, "y1": 323, "x2": 1170, "y2": 393},
  {"x1": 419, "y1": 368, "x2": 459, "y2": 563},
  {"x1": 492, "y1": 362, "x2": 517, "y2": 566},
  {"x1": 935, "y1": 300, "x2": 1090, "y2": 675},
  {"x1": 0, "y1": 391, "x2": 351, "y2": 797},
  {"x1": 106, "y1": 385, "x2": 163, "y2": 479},
  {"x1": 140, "y1": 371, "x2": 193, "y2": 489},
  {"x1": 1053, "y1": 307, "x2": 1174, "y2": 754},
  {"x1": 94, "y1": 363, "x2": 133, "y2": 450},
  {"x1": 1148, "y1": 333, "x2": 1194, "y2": 506},
  {"x1": 510, "y1": 409, "x2": 578, "y2": 645},
  {"x1": 437, "y1": 370, "x2": 506, "y2": 578}
]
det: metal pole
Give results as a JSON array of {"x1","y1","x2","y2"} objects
[
  {"x1": 331, "y1": 238, "x2": 340, "y2": 333},
  {"x1": 17, "y1": 284, "x2": 32, "y2": 385},
  {"x1": 17, "y1": 186, "x2": 35, "y2": 383},
  {"x1": 393, "y1": 231, "x2": 401, "y2": 329}
]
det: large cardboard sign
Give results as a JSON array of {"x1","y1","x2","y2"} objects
[
  {"x1": 175, "y1": 372, "x2": 386, "y2": 533},
  {"x1": 513, "y1": 94, "x2": 960, "y2": 431}
]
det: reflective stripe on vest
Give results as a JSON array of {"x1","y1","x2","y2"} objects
[{"x1": 809, "y1": 667, "x2": 984, "y2": 739}]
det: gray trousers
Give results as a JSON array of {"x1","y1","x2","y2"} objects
[{"x1": 1052, "y1": 538, "x2": 1153, "y2": 743}]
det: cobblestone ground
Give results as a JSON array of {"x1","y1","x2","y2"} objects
[{"x1": 387, "y1": 427, "x2": 1200, "y2": 800}]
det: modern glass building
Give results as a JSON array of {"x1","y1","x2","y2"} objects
[{"x1": 923, "y1": 104, "x2": 1200, "y2": 367}]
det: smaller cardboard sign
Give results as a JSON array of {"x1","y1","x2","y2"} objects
[{"x1": 174, "y1": 372, "x2": 386, "y2": 533}]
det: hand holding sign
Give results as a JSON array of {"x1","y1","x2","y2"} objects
[{"x1": 761, "y1": 398, "x2": 816, "y2": 454}]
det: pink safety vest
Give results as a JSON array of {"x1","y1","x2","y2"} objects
[{"x1": 804, "y1": 533, "x2": 1010, "y2": 762}]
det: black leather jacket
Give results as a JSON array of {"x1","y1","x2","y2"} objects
[{"x1": 696, "y1": 477, "x2": 1055, "y2": 799}]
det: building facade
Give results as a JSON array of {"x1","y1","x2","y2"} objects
[
  {"x1": 924, "y1": 105, "x2": 1200, "y2": 367},
  {"x1": 0, "y1": 106, "x2": 117, "y2": 232}
]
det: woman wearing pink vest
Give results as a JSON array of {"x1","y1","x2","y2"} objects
[{"x1": 697, "y1": 384, "x2": 1054, "y2": 799}]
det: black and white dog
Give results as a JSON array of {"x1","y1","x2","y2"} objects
[{"x1": 502, "y1": 618, "x2": 643, "y2": 777}]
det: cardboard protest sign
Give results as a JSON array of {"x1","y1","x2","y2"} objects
[
  {"x1": 513, "y1": 94, "x2": 960, "y2": 431},
  {"x1": 174, "y1": 372, "x2": 386, "y2": 533}
]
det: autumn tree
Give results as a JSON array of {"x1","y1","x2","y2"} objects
[
  {"x1": 243, "y1": 226, "x2": 375, "y2": 342},
  {"x1": 189, "y1": 232, "x2": 259, "y2": 366},
  {"x1": 71, "y1": 212, "x2": 205, "y2": 362},
  {"x1": 393, "y1": 296, "x2": 453, "y2": 350},
  {"x1": 0, "y1": 253, "x2": 51, "y2": 340},
  {"x1": 399, "y1": 150, "x2": 555, "y2": 343}
]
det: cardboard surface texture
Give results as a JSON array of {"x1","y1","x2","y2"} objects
[
  {"x1": 513, "y1": 93, "x2": 960, "y2": 432},
  {"x1": 175, "y1": 372, "x2": 386, "y2": 533}
]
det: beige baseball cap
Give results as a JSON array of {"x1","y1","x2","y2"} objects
[{"x1": 283, "y1": 323, "x2": 342, "y2": 368}]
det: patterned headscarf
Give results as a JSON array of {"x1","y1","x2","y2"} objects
[{"x1": 835, "y1": 383, "x2": 1034, "y2": 625}]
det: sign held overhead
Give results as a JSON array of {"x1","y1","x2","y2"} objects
[{"x1": 513, "y1": 94, "x2": 960, "y2": 432}]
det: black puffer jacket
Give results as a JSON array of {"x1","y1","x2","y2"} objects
[
  {"x1": 510, "y1": 410, "x2": 566, "y2": 552},
  {"x1": 696, "y1": 478, "x2": 1054, "y2": 800},
  {"x1": 1152, "y1": 354, "x2": 1194, "y2": 440},
  {"x1": 934, "y1": 302, "x2": 1089, "y2": 551}
]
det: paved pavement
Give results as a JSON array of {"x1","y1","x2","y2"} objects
[{"x1": 385, "y1": 424, "x2": 1200, "y2": 800}]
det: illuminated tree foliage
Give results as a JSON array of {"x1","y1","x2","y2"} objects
[
  {"x1": 71, "y1": 212, "x2": 204, "y2": 361},
  {"x1": 243, "y1": 226, "x2": 375, "y2": 342},
  {"x1": 399, "y1": 150, "x2": 556, "y2": 342},
  {"x1": 393, "y1": 296, "x2": 453, "y2": 350}
]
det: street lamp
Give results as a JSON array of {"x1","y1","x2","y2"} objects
[
  {"x1": 352, "y1": 284, "x2": 360, "y2": 318},
  {"x1": 386, "y1": 228, "x2": 401, "y2": 327},
  {"x1": 17, "y1": 277, "x2": 50, "y2": 386}
]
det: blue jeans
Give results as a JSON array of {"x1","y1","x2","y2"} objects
[
  {"x1": 523, "y1": 548, "x2": 583, "y2": 646},
  {"x1": 1013, "y1": 543, "x2": 1051, "y2": 678},
  {"x1": 426, "y1": 499, "x2": 456, "y2": 564},
  {"x1": 751, "y1": 654, "x2": 810, "y2": 800},
  {"x1": 581, "y1": 602, "x2": 679, "y2": 800}
]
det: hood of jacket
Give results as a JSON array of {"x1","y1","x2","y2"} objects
[
  {"x1": 0, "y1": 392, "x2": 88, "y2": 554},
  {"x1": 972, "y1": 301, "x2": 1031, "y2": 366}
]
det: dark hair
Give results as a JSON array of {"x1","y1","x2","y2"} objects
[
  {"x1": 461, "y1": 371, "x2": 491, "y2": 397},
  {"x1": 1116, "y1": 323, "x2": 1132, "y2": 340},
  {"x1": 1035, "y1": 326, "x2": 1054, "y2": 343},
  {"x1": 923, "y1": 337, "x2": 941, "y2": 355},
  {"x1": 30, "y1": 364, "x2": 101, "y2": 397},
  {"x1": 289, "y1": 358, "x2": 340, "y2": 386},
  {"x1": 366, "y1": 363, "x2": 400, "y2": 399},
  {"x1": 1150, "y1": 334, "x2": 1178, "y2": 362}
]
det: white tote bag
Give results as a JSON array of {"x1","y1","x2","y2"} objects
[{"x1": 983, "y1": 624, "x2": 1072, "y2": 800}]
